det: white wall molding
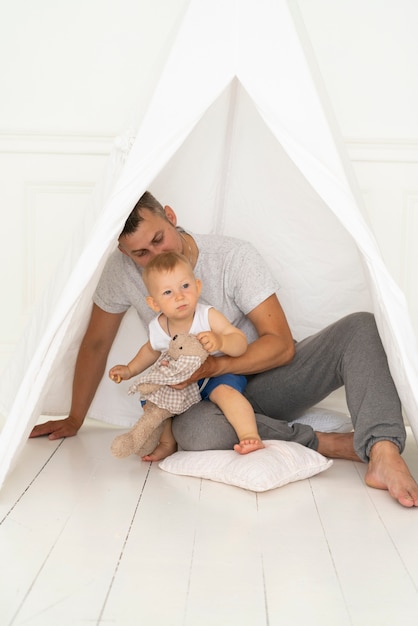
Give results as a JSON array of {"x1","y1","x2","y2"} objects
[
  {"x1": 346, "y1": 139, "x2": 418, "y2": 163},
  {"x1": 23, "y1": 181, "x2": 97, "y2": 309},
  {"x1": 1, "y1": 132, "x2": 418, "y2": 367},
  {"x1": 0, "y1": 141, "x2": 110, "y2": 371},
  {"x1": 401, "y1": 194, "x2": 418, "y2": 302},
  {"x1": 0, "y1": 132, "x2": 114, "y2": 156},
  {"x1": 3, "y1": 133, "x2": 418, "y2": 163},
  {"x1": 348, "y1": 150, "x2": 418, "y2": 339}
]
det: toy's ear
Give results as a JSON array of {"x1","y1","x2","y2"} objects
[{"x1": 146, "y1": 295, "x2": 161, "y2": 313}]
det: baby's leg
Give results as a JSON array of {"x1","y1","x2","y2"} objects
[
  {"x1": 141, "y1": 418, "x2": 177, "y2": 462},
  {"x1": 209, "y1": 385, "x2": 264, "y2": 454}
]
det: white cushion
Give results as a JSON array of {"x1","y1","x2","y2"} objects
[
  {"x1": 159, "y1": 440, "x2": 333, "y2": 492},
  {"x1": 290, "y1": 407, "x2": 352, "y2": 433}
]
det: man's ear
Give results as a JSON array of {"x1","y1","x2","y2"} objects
[
  {"x1": 146, "y1": 295, "x2": 161, "y2": 313},
  {"x1": 117, "y1": 243, "x2": 129, "y2": 257},
  {"x1": 164, "y1": 205, "x2": 177, "y2": 226}
]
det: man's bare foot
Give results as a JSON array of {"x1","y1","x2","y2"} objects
[
  {"x1": 365, "y1": 440, "x2": 418, "y2": 508},
  {"x1": 316, "y1": 431, "x2": 362, "y2": 462},
  {"x1": 234, "y1": 439, "x2": 265, "y2": 455},
  {"x1": 141, "y1": 440, "x2": 177, "y2": 462}
]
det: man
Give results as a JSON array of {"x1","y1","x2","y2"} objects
[{"x1": 30, "y1": 192, "x2": 418, "y2": 507}]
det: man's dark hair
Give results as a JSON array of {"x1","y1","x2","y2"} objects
[{"x1": 120, "y1": 191, "x2": 167, "y2": 237}]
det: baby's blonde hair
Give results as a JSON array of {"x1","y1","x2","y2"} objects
[{"x1": 142, "y1": 251, "x2": 193, "y2": 291}]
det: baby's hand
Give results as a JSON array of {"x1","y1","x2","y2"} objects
[
  {"x1": 197, "y1": 331, "x2": 221, "y2": 353},
  {"x1": 109, "y1": 365, "x2": 131, "y2": 383}
]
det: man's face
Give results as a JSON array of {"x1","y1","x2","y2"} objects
[{"x1": 118, "y1": 208, "x2": 182, "y2": 268}]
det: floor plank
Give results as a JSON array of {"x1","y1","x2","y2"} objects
[
  {"x1": 259, "y1": 474, "x2": 352, "y2": 626},
  {"x1": 100, "y1": 465, "x2": 205, "y2": 625},
  {"x1": 182, "y1": 481, "x2": 266, "y2": 626},
  {"x1": 1, "y1": 421, "x2": 418, "y2": 626},
  {"x1": 0, "y1": 437, "x2": 62, "y2": 520},
  {"x1": 1, "y1": 423, "x2": 148, "y2": 625},
  {"x1": 311, "y1": 458, "x2": 418, "y2": 626}
]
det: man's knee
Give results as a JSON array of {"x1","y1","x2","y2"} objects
[
  {"x1": 343, "y1": 311, "x2": 376, "y2": 332},
  {"x1": 172, "y1": 403, "x2": 237, "y2": 451}
]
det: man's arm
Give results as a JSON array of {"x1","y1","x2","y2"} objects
[
  {"x1": 190, "y1": 294, "x2": 295, "y2": 380},
  {"x1": 29, "y1": 304, "x2": 125, "y2": 440},
  {"x1": 197, "y1": 307, "x2": 248, "y2": 357}
]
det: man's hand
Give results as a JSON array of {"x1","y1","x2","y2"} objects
[
  {"x1": 28, "y1": 306, "x2": 126, "y2": 443},
  {"x1": 170, "y1": 355, "x2": 224, "y2": 389},
  {"x1": 29, "y1": 416, "x2": 82, "y2": 440}
]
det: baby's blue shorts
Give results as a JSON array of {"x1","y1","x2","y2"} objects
[
  {"x1": 141, "y1": 373, "x2": 247, "y2": 408},
  {"x1": 198, "y1": 374, "x2": 247, "y2": 400}
]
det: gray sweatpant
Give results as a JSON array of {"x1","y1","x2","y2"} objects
[{"x1": 172, "y1": 312, "x2": 406, "y2": 462}]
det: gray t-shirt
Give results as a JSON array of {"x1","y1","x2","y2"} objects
[{"x1": 93, "y1": 232, "x2": 280, "y2": 344}]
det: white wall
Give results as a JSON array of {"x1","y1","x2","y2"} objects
[
  {"x1": 296, "y1": 0, "x2": 418, "y2": 339},
  {"x1": 0, "y1": 0, "x2": 189, "y2": 369},
  {"x1": 1, "y1": 0, "x2": 418, "y2": 371}
]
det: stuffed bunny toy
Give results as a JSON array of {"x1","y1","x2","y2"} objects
[{"x1": 111, "y1": 333, "x2": 208, "y2": 459}]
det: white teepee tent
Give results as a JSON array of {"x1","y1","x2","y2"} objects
[{"x1": 1, "y1": 0, "x2": 417, "y2": 488}]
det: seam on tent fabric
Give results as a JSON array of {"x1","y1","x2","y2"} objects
[{"x1": 213, "y1": 78, "x2": 240, "y2": 235}]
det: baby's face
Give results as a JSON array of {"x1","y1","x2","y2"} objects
[{"x1": 146, "y1": 263, "x2": 201, "y2": 323}]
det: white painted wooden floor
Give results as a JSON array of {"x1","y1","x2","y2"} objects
[{"x1": 1, "y1": 420, "x2": 418, "y2": 626}]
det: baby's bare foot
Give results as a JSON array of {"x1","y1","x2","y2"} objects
[
  {"x1": 141, "y1": 440, "x2": 177, "y2": 462},
  {"x1": 234, "y1": 439, "x2": 265, "y2": 455}
]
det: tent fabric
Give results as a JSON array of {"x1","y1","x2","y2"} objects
[{"x1": 1, "y1": 0, "x2": 418, "y2": 489}]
